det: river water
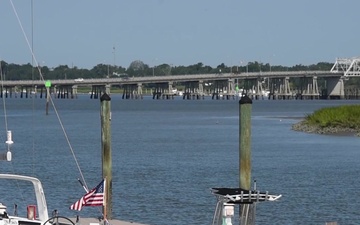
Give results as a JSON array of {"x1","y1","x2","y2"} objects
[{"x1": 0, "y1": 95, "x2": 359, "y2": 225}]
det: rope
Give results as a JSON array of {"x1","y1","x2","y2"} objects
[
  {"x1": 9, "y1": 0, "x2": 89, "y2": 190},
  {"x1": 0, "y1": 61, "x2": 9, "y2": 140}
]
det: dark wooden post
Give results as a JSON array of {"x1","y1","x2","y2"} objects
[
  {"x1": 45, "y1": 81, "x2": 51, "y2": 115},
  {"x1": 239, "y1": 95, "x2": 253, "y2": 225},
  {"x1": 100, "y1": 93, "x2": 112, "y2": 219},
  {"x1": 45, "y1": 87, "x2": 50, "y2": 115}
]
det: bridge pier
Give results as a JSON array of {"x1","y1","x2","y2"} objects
[
  {"x1": 211, "y1": 79, "x2": 238, "y2": 100},
  {"x1": 254, "y1": 78, "x2": 265, "y2": 100},
  {"x1": 344, "y1": 88, "x2": 360, "y2": 99},
  {"x1": 293, "y1": 76, "x2": 319, "y2": 100},
  {"x1": 34, "y1": 85, "x2": 38, "y2": 98},
  {"x1": 268, "y1": 79, "x2": 280, "y2": 100},
  {"x1": 325, "y1": 77, "x2": 345, "y2": 99},
  {"x1": 135, "y1": 83, "x2": 143, "y2": 99},
  {"x1": 72, "y1": 85, "x2": 78, "y2": 98},
  {"x1": 198, "y1": 80, "x2": 205, "y2": 99},
  {"x1": 283, "y1": 77, "x2": 293, "y2": 99},
  {"x1": 57, "y1": 86, "x2": 69, "y2": 99},
  {"x1": 151, "y1": 83, "x2": 175, "y2": 99},
  {"x1": 54, "y1": 85, "x2": 77, "y2": 99},
  {"x1": 224, "y1": 78, "x2": 236, "y2": 100},
  {"x1": 211, "y1": 80, "x2": 225, "y2": 100},
  {"x1": 90, "y1": 85, "x2": 105, "y2": 99},
  {"x1": 302, "y1": 76, "x2": 319, "y2": 99},
  {"x1": 20, "y1": 86, "x2": 32, "y2": 98},
  {"x1": 0, "y1": 86, "x2": 11, "y2": 98},
  {"x1": 161, "y1": 81, "x2": 175, "y2": 99},
  {"x1": 183, "y1": 81, "x2": 204, "y2": 100},
  {"x1": 274, "y1": 77, "x2": 292, "y2": 100},
  {"x1": 152, "y1": 85, "x2": 162, "y2": 99},
  {"x1": 240, "y1": 79, "x2": 256, "y2": 99},
  {"x1": 122, "y1": 84, "x2": 137, "y2": 99},
  {"x1": 44, "y1": 87, "x2": 51, "y2": 99}
]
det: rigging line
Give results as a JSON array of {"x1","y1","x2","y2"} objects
[
  {"x1": 9, "y1": 0, "x2": 42, "y2": 79},
  {"x1": 31, "y1": 0, "x2": 35, "y2": 177},
  {"x1": 0, "y1": 60, "x2": 9, "y2": 136},
  {"x1": 9, "y1": 0, "x2": 89, "y2": 190}
]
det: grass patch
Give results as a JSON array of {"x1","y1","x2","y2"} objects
[{"x1": 305, "y1": 105, "x2": 360, "y2": 129}]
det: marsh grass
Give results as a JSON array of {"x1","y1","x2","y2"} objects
[{"x1": 305, "y1": 105, "x2": 360, "y2": 129}]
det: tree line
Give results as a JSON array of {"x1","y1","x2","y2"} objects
[{"x1": 0, "y1": 60, "x2": 359, "y2": 87}]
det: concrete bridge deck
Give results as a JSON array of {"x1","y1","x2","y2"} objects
[{"x1": 0, "y1": 71, "x2": 343, "y2": 87}]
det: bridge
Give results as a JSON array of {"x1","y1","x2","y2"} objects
[
  {"x1": 0, "y1": 70, "x2": 343, "y2": 86},
  {"x1": 0, "y1": 70, "x2": 349, "y2": 100},
  {"x1": 0, "y1": 66, "x2": 358, "y2": 100},
  {"x1": 331, "y1": 57, "x2": 360, "y2": 77}
]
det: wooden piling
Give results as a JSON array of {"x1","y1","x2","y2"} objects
[
  {"x1": 100, "y1": 93, "x2": 112, "y2": 219},
  {"x1": 239, "y1": 95, "x2": 252, "y2": 190},
  {"x1": 239, "y1": 95, "x2": 253, "y2": 225},
  {"x1": 45, "y1": 87, "x2": 50, "y2": 115},
  {"x1": 45, "y1": 81, "x2": 51, "y2": 115}
]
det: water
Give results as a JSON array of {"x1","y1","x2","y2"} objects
[{"x1": 1, "y1": 95, "x2": 360, "y2": 225}]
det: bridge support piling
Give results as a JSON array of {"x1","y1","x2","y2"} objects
[
  {"x1": 225, "y1": 79, "x2": 236, "y2": 100},
  {"x1": 255, "y1": 78, "x2": 265, "y2": 100},
  {"x1": 283, "y1": 77, "x2": 292, "y2": 99},
  {"x1": 72, "y1": 85, "x2": 78, "y2": 99},
  {"x1": 326, "y1": 77, "x2": 345, "y2": 99},
  {"x1": 136, "y1": 83, "x2": 143, "y2": 99},
  {"x1": 184, "y1": 81, "x2": 202, "y2": 100},
  {"x1": 198, "y1": 80, "x2": 205, "y2": 99},
  {"x1": 301, "y1": 76, "x2": 319, "y2": 99}
]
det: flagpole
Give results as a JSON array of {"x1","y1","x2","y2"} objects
[
  {"x1": 77, "y1": 178, "x2": 89, "y2": 192},
  {"x1": 103, "y1": 177, "x2": 107, "y2": 223}
]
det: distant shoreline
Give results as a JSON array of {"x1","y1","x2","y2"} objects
[{"x1": 292, "y1": 120, "x2": 360, "y2": 137}]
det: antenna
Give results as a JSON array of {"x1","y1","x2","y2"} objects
[
  {"x1": 112, "y1": 45, "x2": 116, "y2": 75},
  {"x1": 113, "y1": 45, "x2": 116, "y2": 67}
]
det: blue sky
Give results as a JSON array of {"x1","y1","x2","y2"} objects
[{"x1": 1, "y1": 0, "x2": 359, "y2": 69}]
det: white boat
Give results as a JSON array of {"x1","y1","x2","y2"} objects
[{"x1": 0, "y1": 174, "x2": 57, "y2": 225}]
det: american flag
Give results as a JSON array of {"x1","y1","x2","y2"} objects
[{"x1": 70, "y1": 179, "x2": 105, "y2": 211}]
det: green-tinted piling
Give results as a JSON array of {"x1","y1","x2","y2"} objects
[
  {"x1": 239, "y1": 96, "x2": 254, "y2": 225},
  {"x1": 45, "y1": 81, "x2": 51, "y2": 115},
  {"x1": 100, "y1": 93, "x2": 112, "y2": 219},
  {"x1": 239, "y1": 96, "x2": 252, "y2": 190},
  {"x1": 45, "y1": 88, "x2": 50, "y2": 115}
]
